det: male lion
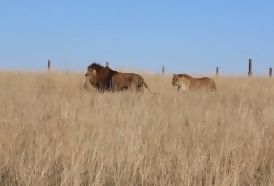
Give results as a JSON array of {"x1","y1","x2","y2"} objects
[
  {"x1": 172, "y1": 74, "x2": 216, "y2": 93},
  {"x1": 86, "y1": 63, "x2": 151, "y2": 93}
]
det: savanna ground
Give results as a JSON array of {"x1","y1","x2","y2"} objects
[{"x1": 0, "y1": 70, "x2": 274, "y2": 186}]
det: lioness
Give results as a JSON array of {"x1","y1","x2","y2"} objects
[{"x1": 172, "y1": 74, "x2": 216, "y2": 93}]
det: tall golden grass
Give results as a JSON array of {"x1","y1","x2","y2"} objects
[{"x1": 1, "y1": 70, "x2": 274, "y2": 185}]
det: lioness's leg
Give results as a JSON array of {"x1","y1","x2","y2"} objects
[{"x1": 179, "y1": 83, "x2": 188, "y2": 92}]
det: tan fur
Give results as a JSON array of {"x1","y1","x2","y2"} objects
[
  {"x1": 110, "y1": 73, "x2": 136, "y2": 92},
  {"x1": 172, "y1": 74, "x2": 216, "y2": 93}
]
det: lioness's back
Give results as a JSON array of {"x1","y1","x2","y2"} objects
[{"x1": 195, "y1": 77, "x2": 216, "y2": 91}]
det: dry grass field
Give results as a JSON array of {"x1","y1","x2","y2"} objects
[{"x1": 1, "y1": 70, "x2": 274, "y2": 186}]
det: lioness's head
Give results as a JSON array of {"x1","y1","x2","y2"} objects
[
  {"x1": 172, "y1": 74, "x2": 192, "y2": 91},
  {"x1": 172, "y1": 74, "x2": 180, "y2": 86}
]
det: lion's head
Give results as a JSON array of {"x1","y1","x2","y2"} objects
[{"x1": 85, "y1": 69, "x2": 97, "y2": 86}]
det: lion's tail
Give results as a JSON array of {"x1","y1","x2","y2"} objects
[
  {"x1": 142, "y1": 79, "x2": 151, "y2": 92},
  {"x1": 212, "y1": 81, "x2": 217, "y2": 94}
]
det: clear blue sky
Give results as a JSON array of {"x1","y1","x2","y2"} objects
[{"x1": 0, "y1": 0, "x2": 273, "y2": 75}]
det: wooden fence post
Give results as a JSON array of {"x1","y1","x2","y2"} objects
[
  {"x1": 216, "y1": 67, "x2": 219, "y2": 76},
  {"x1": 162, "y1": 66, "x2": 164, "y2": 75},
  {"x1": 48, "y1": 60, "x2": 51, "y2": 71},
  {"x1": 248, "y1": 59, "x2": 252, "y2": 76},
  {"x1": 269, "y1": 68, "x2": 272, "y2": 78},
  {"x1": 106, "y1": 62, "x2": 109, "y2": 67}
]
